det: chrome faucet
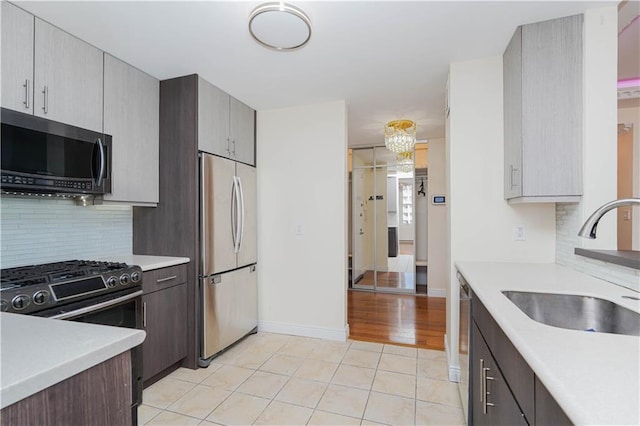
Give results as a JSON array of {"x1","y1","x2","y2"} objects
[{"x1": 578, "y1": 198, "x2": 640, "y2": 239}]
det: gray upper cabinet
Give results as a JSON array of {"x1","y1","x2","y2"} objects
[
  {"x1": 230, "y1": 97, "x2": 256, "y2": 165},
  {"x1": 103, "y1": 54, "x2": 159, "y2": 205},
  {"x1": 1, "y1": 2, "x2": 34, "y2": 114},
  {"x1": 197, "y1": 77, "x2": 255, "y2": 166},
  {"x1": 198, "y1": 77, "x2": 231, "y2": 158},
  {"x1": 34, "y1": 18, "x2": 104, "y2": 132},
  {"x1": 504, "y1": 14, "x2": 583, "y2": 203}
]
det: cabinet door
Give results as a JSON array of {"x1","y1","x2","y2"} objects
[
  {"x1": 103, "y1": 54, "x2": 159, "y2": 204},
  {"x1": 1, "y1": 2, "x2": 34, "y2": 114},
  {"x1": 535, "y1": 377, "x2": 572, "y2": 425},
  {"x1": 521, "y1": 14, "x2": 582, "y2": 197},
  {"x1": 33, "y1": 18, "x2": 103, "y2": 132},
  {"x1": 198, "y1": 77, "x2": 230, "y2": 157},
  {"x1": 236, "y1": 163, "x2": 257, "y2": 267},
  {"x1": 471, "y1": 322, "x2": 527, "y2": 426},
  {"x1": 230, "y1": 97, "x2": 255, "y2": 165},
  {"x1": 503, "y1": 26, "x2": 522, "y2": 199},
  {"x1": 142, "y1": 283, "x2": 188, "y2": 381}
]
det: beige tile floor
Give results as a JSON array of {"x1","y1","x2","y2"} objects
[{"x1": 139, "y1": 332, "x2": 466, "y2": 426}]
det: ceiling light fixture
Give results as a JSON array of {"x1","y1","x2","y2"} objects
[
  {"x1": 249, "y1": 2, "x2": 312, "y2": 52},
  {"x1": 396, "y1": 152, "x2": 414, "y2": 173},
  {"x1": 384, "y1": 120, "x2": 417, "y2": 154}
]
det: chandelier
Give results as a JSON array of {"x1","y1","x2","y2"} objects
[
  {"x1": 384, "y1": 120, "x2": 416, "y2": 153},
  {"x1": 396, "y1": 152, "x2": 414, "y2": 173}
]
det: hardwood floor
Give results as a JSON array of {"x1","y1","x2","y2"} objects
[
  {"x1": 347, "y1": 290, "x2": 446, "y2": 350},
  {"x1": 354, "y1": 270, "x2": 415, "y2": 289}
]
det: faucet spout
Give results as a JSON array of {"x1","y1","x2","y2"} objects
[{"x1": 577, "y1": 198, "x2": 640, "y2": 239}]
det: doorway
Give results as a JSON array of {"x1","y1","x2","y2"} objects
[
  {"x1": 617, "y1": 123, "x2": 635, "y2": 250},
  {"x1": 349, "y1": 147, "x2": 417, "y2": 294}
]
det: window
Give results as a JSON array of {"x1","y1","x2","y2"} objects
[{"x1": 400, "y1": 182, "x2": 413, "y2": 224}]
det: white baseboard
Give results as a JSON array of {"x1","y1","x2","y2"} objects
[
  {"x1": 427, "y1": 288, "x2": 447, "y2": 298},
  {"x1": 258, "y1": 320, "x2": 349, "y2": 342},
  {"x1": 444, "y1": 333, "x2": 461, "y2": 383}
]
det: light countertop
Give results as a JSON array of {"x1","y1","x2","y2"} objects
[
  {"x1": 100, "y1": 254, "x2": 189, "y2": 271},
  {"x1": 455, "y1": 261, "x2": 640, "y2": 425},
  {"x1": 0, "y1": 313, "x2": 145, "y2": 409}
]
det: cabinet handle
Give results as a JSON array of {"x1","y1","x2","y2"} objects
[
  {"x1": 480, "y1": 358, "x2": 485, "y2": 403},
  {"x1": 142, "y1": 302, "x2": 147, "y2": 328},
  {"x1": 42, "y1": 85, "x2": 48, "y2": 114},
  {"x1": 156, "y1": 275, "x2": 177, "y2": 283},
  {"x1": 226, "y1": 137, "x2": 231, "y2": 155},
  {"x1": 510, "y1": 165, "x2": 519, "y2": 189},
  {"x1": 231, "y1": 139, "x2": 236, "y2": 156},
  {"x1": 23, "y1": 79, "x2": 30, "y2": 109},
  {"x1": 483, "y1": 365, "x2": 495, "y2": 414}
]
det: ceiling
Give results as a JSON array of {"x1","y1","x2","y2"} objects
[{"x1": 16, "y1": 1, "x2": 620, "y2": 147}]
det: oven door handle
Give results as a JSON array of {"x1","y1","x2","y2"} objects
[{"x1": 50, "y1": 290, "x2": 143, "y2": 320}]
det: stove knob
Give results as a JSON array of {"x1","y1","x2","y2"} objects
[
  {"x1": 107, "y1": 276, "x2": 118, "y2": 288},
  {"x1": 0, "y1": 300, "x2": 8, "y2": 312},
  {"x1": 11, "y1": 294, "x2": 30, "y2": 311},
  {"x1": 131, "y1": 271, "x2": 141, "y2": 283},
  {"x1": 120, "y1": 274, "x2": 130, "y2": 285},
  {"x1": 33, "y1": 290, "x2": 49, "y2": 305}
]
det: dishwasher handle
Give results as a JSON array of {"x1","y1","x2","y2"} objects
[{"x1": 458, "y1": 271, "x2": 470, "y2": 299}]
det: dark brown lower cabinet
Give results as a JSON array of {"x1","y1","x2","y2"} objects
[
  {"x1": 470, "y1": 291, "x2": 573, "y2": 425},
  {"x1": 471, "y1": 322, "x2": 528, "y2": 426},
  {"x1": 142, "y1": 282, "x2": 188, "y2": 382},
  {"x1": 535, "y1": 377, "x2": 572, "y2": 425},
  {"x1": 1, "y1": 351, "x2": 131, "y2": 426}
]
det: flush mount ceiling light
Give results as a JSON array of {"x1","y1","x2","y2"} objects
[
  {"x1": 249, "y1": 2, "x2": 311, "y2": 51},
  {"x1": 384, "y1": 120, "x2": 417, "y2": 154}
]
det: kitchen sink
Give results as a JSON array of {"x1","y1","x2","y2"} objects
[{"x1": 502, "y1": 291, "x2": 640, "y2": 337}]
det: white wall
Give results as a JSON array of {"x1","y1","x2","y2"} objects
[
  {"x1": 426, "y1": 138, "x2": 446, "y2": 297},
  {"x1": 256, "y1": 100, "x2": 349, "y2": 341},
  {"x1": 577, "y1": 6, "x2": 619, "y2": 252},
  {"x1": 556, "y1": 7, "x2": 639, "y2": 291},
  {"x1": 1, "y1": 197, "x2": 132, "y2": 268},
  {"x1": 446, "y1": 56, "x2": 557, "y2": 376}
]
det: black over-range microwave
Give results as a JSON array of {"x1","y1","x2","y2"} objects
[{"x1": 1, "y1": 108, "x2": 112, "y2": 196}]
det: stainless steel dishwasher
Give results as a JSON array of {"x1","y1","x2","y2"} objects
[{"x1": 458, "y1": 271, "x2": 471, "y2": 423}]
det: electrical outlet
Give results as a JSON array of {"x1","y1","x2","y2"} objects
[
  {"x1": 295, "y1": 223, "x2": 304, "y2": 236},
  {"x1": 514, "y1": 225, "x2": 526, "y2": 241}
]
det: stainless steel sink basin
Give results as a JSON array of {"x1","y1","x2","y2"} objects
[{"x1": 502, "y1": 291, "x2": 640, "y2": 337}]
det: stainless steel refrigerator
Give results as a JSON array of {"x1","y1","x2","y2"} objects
[{"x1": 199, "y1": 152, "x2": 257, "y2": 363}]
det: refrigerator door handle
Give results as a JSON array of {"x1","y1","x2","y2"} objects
[
  {"x1": 237, "y1": 176, "x2": 245, "y2": 253},
  {"x1": 230, "y1": 176, "x2": 237, "y2": 252},
  {"x1": 232, "y1": 176, "x2": 242, "y2": 253}
]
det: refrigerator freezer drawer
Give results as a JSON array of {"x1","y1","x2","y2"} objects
[{"x1": 202, "y1": 265, "x2": 257, "y2": 359}]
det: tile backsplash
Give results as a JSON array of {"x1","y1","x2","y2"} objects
[
  {"x1": 1, "y1": 197, "x2": 132, "y2": 269},
  {"x1": 556, "y1": 203, "x2": 640, "y2": 292}
]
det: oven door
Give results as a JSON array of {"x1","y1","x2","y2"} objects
[{"x1": 34, "y1": 287, "x2": 143, "y2": 416}]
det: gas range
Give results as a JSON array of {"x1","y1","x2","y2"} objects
[{"x1": 0, "y1": 259, "x2": 142, "y2": 315}]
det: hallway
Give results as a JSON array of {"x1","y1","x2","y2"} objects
[{"x1": 347, "y1": 290, "x2": 446, "y2": 351}]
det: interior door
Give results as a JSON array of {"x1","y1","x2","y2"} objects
[
  {"x1": 201, "y1": 153, "x2": 236, "y2": 276},
  {"x1": 236, "y1": 162, "x2": 257, "y2": 267}
]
